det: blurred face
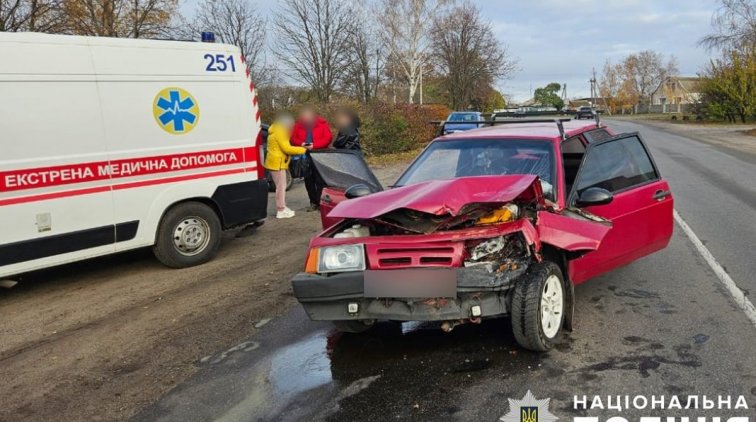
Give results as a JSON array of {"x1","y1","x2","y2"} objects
[
  {"x1": 299, "y1": 108, "x2": 316, "y2": 124},
  {"x1": 278, "y1": 116, "x2": 295, "y2": 131},
  {"x1": 336, "y1": 112, "x2": 350, "y2": 128}
]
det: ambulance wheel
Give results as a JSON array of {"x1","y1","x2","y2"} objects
[
  {"x1": 511, "y1": 261, "x2": 565, "y2": 352},
  {"x1": 153, "y1": 202, "x2": 222, "y2": 268}
]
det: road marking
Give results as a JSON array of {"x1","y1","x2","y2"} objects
[{"x1": 674, "y1": 210, "x2": 756, "y2": 327}]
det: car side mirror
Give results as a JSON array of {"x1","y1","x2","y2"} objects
[
  {"x1": 345, "y1": 184, "x2": 374, "y2": 199},
  {"x1": 576, "y1": 187, "x2": 613, "y2": 207}
]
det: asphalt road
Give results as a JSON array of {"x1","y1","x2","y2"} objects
[{"x1": 137, "y1": 120, "x2": 756, "y2": 421}]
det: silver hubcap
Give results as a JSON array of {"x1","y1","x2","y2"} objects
[
  {"x1": 540, "y1": 275, "x2": 563, "y2": 338},
  {"x1": 173, "y1": 216, "x2": 210, "y2": 256}
]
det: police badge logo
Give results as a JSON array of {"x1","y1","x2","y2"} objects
[{"x1": 500, "y1": 390, "x2": 557, "y2": 422}]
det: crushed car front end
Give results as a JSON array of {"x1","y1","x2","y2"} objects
[
  {"x1": 292, "y1": 218, "x2": 539, "y2": 323},
  {"x1": 292, "y1": 175, "x2": 551, "y2": 327}
]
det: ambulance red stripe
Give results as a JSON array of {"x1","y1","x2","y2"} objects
[
  {"x1": 0, "y1": 166, "x2": 257, "y2": 206},
  {"x1": 0, "y1": 146, "x2": 259, "y2": 194}
]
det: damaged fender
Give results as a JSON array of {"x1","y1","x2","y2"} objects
[{"x1": 536, "y1": 210, "x2": 612, "y2": 252}]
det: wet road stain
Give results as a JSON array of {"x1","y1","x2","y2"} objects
[
  {"x1": 575, "y1": 338, "x2": 701, "y2": 379},
  {"x1": 247, "y1": 318, "x2": 551, "y2": 420}
]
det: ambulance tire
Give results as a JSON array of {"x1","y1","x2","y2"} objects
[{"x1": 153, "y1": 202, "x2": 222, "y2": 268}]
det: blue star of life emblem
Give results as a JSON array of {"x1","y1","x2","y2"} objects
[{"x1": 153, "y1": 87, "x2": 200, "y2": 134}]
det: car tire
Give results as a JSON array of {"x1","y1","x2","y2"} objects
[
  {"x1": 153, "y1": 202, "x2": 222, "y2": 269},
  {"x1": 333, "y1": 320, "x2": 374, "y2": 333},
  {"x1": 511, "y1": 261, "x2": 565, "y2": 352}
]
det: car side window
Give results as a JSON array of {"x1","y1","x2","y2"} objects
[
  {"x1": 562, "y1": 135, "x2": 586, "y2": 195},
  {"x1": 583, "y1": 128, "x2": 611, "y2": 143},
  {"x1": 575, "y1": 135, "x2": 658, "y2": 195}
]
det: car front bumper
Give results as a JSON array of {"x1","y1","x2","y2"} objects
[{"x1": 291, "y1": 265, "x2": 524, "y2": 322}]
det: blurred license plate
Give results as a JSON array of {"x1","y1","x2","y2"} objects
[{"x1": 364, "y1": 269, "x2": 456, "y2": 298}]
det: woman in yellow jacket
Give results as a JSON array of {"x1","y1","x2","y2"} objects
[{"x1": 264, "y1": 113, "x2": 310, "y2": 219}]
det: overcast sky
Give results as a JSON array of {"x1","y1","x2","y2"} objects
[{"x1": 181, "y1": 0, "x2": 717, "y2": 103}]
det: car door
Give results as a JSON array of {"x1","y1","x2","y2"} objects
[
  {"x1": 309, "y1": 150, "x2": 383, "y2": 228},
  {"x1": 567, "y1": 133, "x2": 673, "y2": 284}
]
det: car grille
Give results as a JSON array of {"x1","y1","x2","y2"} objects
[{"x1": 366, "y1": 243, "x2": 464, "y2": 269}]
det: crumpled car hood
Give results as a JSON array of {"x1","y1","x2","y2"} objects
[{"x1": 328, "y1": 175, "x2": 544, "y2": 220}]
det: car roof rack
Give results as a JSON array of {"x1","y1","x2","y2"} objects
[
  {"x1": 490, "y1": 118, "x2": 571, "y2": 140},
  {"x1": 432, "y1": 118, "x2": 572, "y2": 140}
]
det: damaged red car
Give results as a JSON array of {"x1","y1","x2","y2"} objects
[{"x1": 292, "y1": 120, "x2": 673, "y2": 351}]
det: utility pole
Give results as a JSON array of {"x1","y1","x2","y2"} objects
[
  {"x1": 561, "y1": 83, "x2": 568, "y2": 106},
  {"x1": 589, "y1": 68, "x2": 598, "y2": 108},
  {"x1": 590, "y1": 67, "x2": 612, "y2": 115}
]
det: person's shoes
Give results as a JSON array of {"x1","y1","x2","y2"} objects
[
  {"x1": 307, "y1": 203, "x2": 320, "y2": 212},
  {"x1": 276, "y1": 208, "x2": 295, "y2": 219}
]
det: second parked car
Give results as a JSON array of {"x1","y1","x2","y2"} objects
[{"x1": 442, "y1": 111, "x2": 484, "y2": 134}]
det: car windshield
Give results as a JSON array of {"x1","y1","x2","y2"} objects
[
  {"x1": 395, "y1": 139, "x2": 556, "y2": 200},
  {"x1": 448, "y1": 113, "x2": 478, "y2": 122}
]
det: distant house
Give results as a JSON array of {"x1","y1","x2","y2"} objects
[{"x1": 651, "y1": 76, "x2": 701, "y2": 105}]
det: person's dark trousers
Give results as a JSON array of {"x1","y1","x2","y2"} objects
[{"x1": 303, "y1": 154, "x2": 325, "y2": 207}]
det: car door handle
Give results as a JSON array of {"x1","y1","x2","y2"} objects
[
  {"x1": 653, "y1": 190, "x2": 671, "y2": 201},
  {"x1": 322, "y1": 194, "x2": 332, "y2": 204}
]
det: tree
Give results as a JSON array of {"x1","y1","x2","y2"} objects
[
  {"x1": 377, "y1": 0, "x2": 450, "y2": 104},
  {"x1": 190, "y1": 0, "x2": 270, "y2": 86},
  {"x1": 621, "y1": 50, "x2": 678, "y2": 106},
  {"x1": 483, "y1": 88, "x2": 506, "y2": 113},
  {"x1": 699, "y1": 0, "x2": 756, "y2": 51},
  {"x1": 700, "y1": 49, "x2": 755, "y2": 122},
  {"x1": 599, "y1": 59, "x2": 638, "y2": 113},
  {"x1": 430, "y1": 2, "x2": 517, "y2": 110},
  {"x1": 0, "y1": 0, "x2": 62, "y2": 32},
  {"x1": 61, "y1": 0, "x2": 176, "y2": 38},
  {"x1": 533, "y1": 82, "x2": 564, "y2": 110},
  {"x1": 341, "y1": 5, "x2": 385, "y2": 103},
  {"x1": 273, "y1": 0, "x2": 354, "y2": 103}
]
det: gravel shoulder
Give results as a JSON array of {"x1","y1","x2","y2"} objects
[{"x1": 0, "y1": 162, "x2": 407, "y2": 421}]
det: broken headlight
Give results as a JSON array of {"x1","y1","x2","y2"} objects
[{"x1": 318, "y1": 244, "x2": 366, "y2": 273}]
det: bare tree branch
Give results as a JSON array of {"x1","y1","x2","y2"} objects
[
  {"x1": 430, "y1": 1, "x2": 517, "y2": 110},
  {"x1": 61, "y1": 0, "x2": 175, "y2": 38},
  {"x1": 377, "y1": 0, "x2": 451, "y2": 103},
  {"x1": 272, "y1": 0, "x2": 354, "y2": 103},
  {"x1": 339, "y1": 4, "x2": 385, "y2": 103},
  {"x1": 0, "y1": 0, "x2": 63, "y2": 32},
  {"x1": 187, "y1": 0, "x2": 270, "y2": 85},
  {"x1": 699, "y1": 0, "x2": 756, "y2": 51}
]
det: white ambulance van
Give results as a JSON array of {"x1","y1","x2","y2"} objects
[{"x1": 0, "y1": 33, "x2": 268, "y2": 277}]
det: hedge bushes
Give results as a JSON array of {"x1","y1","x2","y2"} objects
[{"x1": 360, "y1": 103, "x2": 450, "y2": 155}]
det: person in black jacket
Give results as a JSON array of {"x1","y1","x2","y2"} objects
[{"x1": 332, "y1": 108, "x2": 361, "y2": 152}]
